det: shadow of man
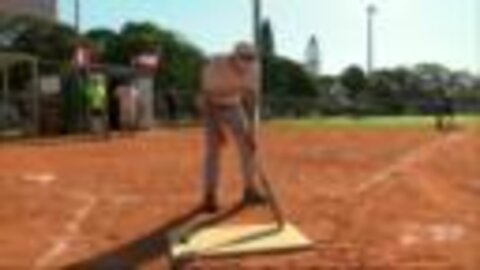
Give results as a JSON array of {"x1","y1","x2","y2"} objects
[{"x1": 62, "y1": 202, "x2": 247, "y2": 270}]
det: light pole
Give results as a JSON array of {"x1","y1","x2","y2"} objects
[
  {"x1": 74, "y1": 0, "x2": 81, "y2": 34},
  {"x1": 477, "y1": 0, "x2": 480, "y2": 76},
  {"x1": 252, "y1": 0, "x2": 263, "y2": 128},
  {"x1": 366, "y1": 3, "x2": 377, "y2": 74}
]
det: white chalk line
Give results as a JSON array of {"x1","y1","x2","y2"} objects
[
  {"x1": 31, "y1": 188, "x2": 143, "y2": 269},
  {"x1": 34, "y1": 191, "x2": 97, "y2": 269},
  {"x1": 10, "y1": 170, "x2": 145, "y2": 268},
  {"x1": 354, "y1": 131, "x2": 466, "y2": 196},
  {"x1": 21, "y1": 173, "x2": 57, "y2": 186}
]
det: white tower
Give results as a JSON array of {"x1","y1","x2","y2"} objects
[{"x1": 305, "y1": 35, "x2": 321, "y2": 76}]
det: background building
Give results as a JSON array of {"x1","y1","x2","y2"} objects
[
  {"x1": 0, "y1": 0, "x2": 57, "y2": 19},
  {"x1": 305, "y1": 35, "x2": 321, "y2": 76}
]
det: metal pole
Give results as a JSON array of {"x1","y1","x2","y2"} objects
[
  {"x1": 253, "y1": 0, "x2": 262, "y2": 129},
  {"x1": 32, "y1": 59, "x2": 40, "y2": 135},
  {"x1": 367, "y1": 4, "x2": 377, "y2": 74},
  {"x1": 1, "y1": 68, "x2": 7, "y2": 131},
  {"x1": 252, "y1": 0, "x2": 285, "y2": 229},
  {"x1": 74, "y1": 0, "x2": 81, "y2": 33},
  {"x1": 477, "y1": 0, "x2": 480, "y2": 76}
]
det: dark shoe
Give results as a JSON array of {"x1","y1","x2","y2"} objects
[
  {"x1": 242, "y1": 188, "x2": 268, "y2": 206},
  {"x1": 199, "y1": 195, "x2": 219, "y2": 214}
]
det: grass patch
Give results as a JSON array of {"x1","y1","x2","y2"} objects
[{"x1": 269, "y1": 115, "x2": 480, "y2": 130}]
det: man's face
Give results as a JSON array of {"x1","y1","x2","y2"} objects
[{"x1": 233, "y1": 52, "x2": 256, "y2": 71}]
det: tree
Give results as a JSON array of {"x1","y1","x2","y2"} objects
[
  {"x1": 130, "y1": 23, "x2": 204, "y2": 117},
  {"x1": 157, "y1": 34, "x2": 204, "y2": 95},
  {"x1": 260, "y1": 19, "x2": 276, "y2": 102},
  {"x1": 340, "y1": 65, "x2": 367, "y2": 100},
  {"x1": 414, "y1": 63, "x2": 452, "y2": 92},
  {"x1": 316, "y1": 75, "x2": 343, "y2": 115},
  {"x1": 365, "y1": 70, "x2": 404, "y2": 114},
  {"x1": 117, "y1": 22, "x2": 164, "y2": 63},
  {"x1": 0, "y1": 14, "x2": 77, "y2": 61},
  {"x1": 85, "y1": 22, "x2": 205, "y2": 118},
  {"x1": 256, "y1": 20, "x2": 319, "y2": 117},
  {"x1": 266, "y1": 56, "x2": 318, "y2": 117},
  {"x1": 387, "y1": 67, "x2": 425, "y2": 114},
  {"x1": 340, "y1": 65, "x2": 367, "y2": 115},
  {"x1": 85, "y1": 28, "x2": 120, "y2": 63},
  {"x1": 260, "y1": 19, "x2": 275, "y2": 57}
]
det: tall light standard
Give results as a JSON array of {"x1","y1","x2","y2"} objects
[
  {"x1": 74, "y1": 0, "x2": 81, "y2": 33},
  {"x1": 366, "y1": 3, "x2": 377, "y2": 74},
  {"x1": 477, "y1": 0, "x2": 480, "y2": 76},
  {"x1": 252, "y1": 0, "x2": 263, "y2": 128}
]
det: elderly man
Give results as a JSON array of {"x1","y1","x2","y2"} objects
[{"x1": 199, "y1": 42, "x2": 265, "y2": 213}]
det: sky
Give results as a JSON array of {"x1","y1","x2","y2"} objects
[{"x1": 58, "y1": 0, "x2": 479, "y2": 75}]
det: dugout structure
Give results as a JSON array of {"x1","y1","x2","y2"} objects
[{"x1": 0, "y1": 52, "x2": 40, "y2": 138}]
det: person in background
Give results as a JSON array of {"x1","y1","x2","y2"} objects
[
  {"x1": 164, "y1": 87, "x2": 179, "y2": 123},
  {"x1": 198, "y1": 42, "x2": 265, "y2": 213},
  {"x1": 115, "y1": 79, "x2": 139, "y2": 132},
  {"x1": 85, "y1": 74, "x2": 108, "y2": 137},
  {"x1": 435, "y1": 89, "x2": 455, "y2": 132}
]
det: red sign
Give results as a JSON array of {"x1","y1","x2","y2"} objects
[
  {"x1": 132, "y1": 53, "x2": 160, "y2": 72},
  {"x1": 73, "y1": 46, "x2": 92, "y2": 68}
]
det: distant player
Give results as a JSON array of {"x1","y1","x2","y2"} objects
[
  {"x1": 435, "y1": 89, "x2": 455, "y2": 132},
  {"x1": 198, "y1": 42, "x2": 266, "y2": 213}
]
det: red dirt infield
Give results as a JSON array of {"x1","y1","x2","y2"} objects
[{"x1": 1, "y1": 125, "x2": 479, "y2": 269}]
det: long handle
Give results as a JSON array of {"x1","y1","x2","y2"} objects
[
  {"x1": 247, "y1": 128, "x2": 285, "y2": 230},
  {"x1": 253, "y1": 153, "x2": 285, "y2": 230}
]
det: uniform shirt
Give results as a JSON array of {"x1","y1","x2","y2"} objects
[
  {"x1": 201, "y1": 55, "x2": 258, "y2": 106},
  {"x1": 85, "y1": 81, "x2": 107, "y2": 111}
]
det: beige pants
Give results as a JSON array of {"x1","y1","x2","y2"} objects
[{"x1": 202, "y1": 104, "x2": 255, "y2": 197}]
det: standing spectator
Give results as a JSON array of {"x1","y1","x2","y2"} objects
[
  {"x1": 85, "y1": 75, "x2": 108, "y2": 137},
  {"x1": 164, "y1": 87, "x2": 179, "y2": 123},
  {"x1": 115, "y1": 79, "x2": 139, "y2": 131}
]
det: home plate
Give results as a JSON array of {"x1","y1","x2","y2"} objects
[{"x1": 170, "y1": 223, "x2": 313, "y2": 260}]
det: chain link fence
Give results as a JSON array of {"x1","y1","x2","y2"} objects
[{"x1": 2, "y1": 82, "x2": 480, "y2": 143}]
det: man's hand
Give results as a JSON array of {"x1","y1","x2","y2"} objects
[
  {"x1": 245, "y1": 131, "x2": 257, "y2": 152},
  {"x1": 199, "y1": 94, "x2": 227, "y2": 147}
]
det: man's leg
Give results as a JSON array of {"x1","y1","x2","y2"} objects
[
  {"x1": 201, "y1": 111, "x2": 222, "y2": 212},
  {"x1": 224, "y1": 106, "x2": 265, "y2": 204}
]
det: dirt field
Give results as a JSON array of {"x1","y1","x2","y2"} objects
[{"x1": 1, "y1": 124, "x2": 479, "y2": 269}]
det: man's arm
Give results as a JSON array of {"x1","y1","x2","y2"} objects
[{"x1": 197, "y1": 62, "x2": 212, "y2": 117}]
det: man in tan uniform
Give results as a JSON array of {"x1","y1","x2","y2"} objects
[{"x1": 199, "y1": 42, "x2": 265, "y2": 213}]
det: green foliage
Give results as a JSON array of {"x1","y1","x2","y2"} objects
[
  {"x1": 0, "y1": 14, "x2": 77, "y2": 61},
  {"x1": 340, "y1": 65, "x2": 367, "y2": 101},
  {"x1": 117, "y1": 22, "x2": 164, "y2": 62},
  {"x1": 315, "y1": 75, "x2": 344, "y2": 115},
  {"x1": 338, "y1": 65, "x2": 367, "y2": 115},
  {"x1": 258, "y1": 19, "x2": 318, "y2": 117},
  {"x1": 365, "y1": 70, "x2": 404, "y2": 115},
  {"x1": 2, "y1": 14, "x2": 479, "y2": 119},
  {"x1": 314, "y1": 64, "x2": 480, "y2": 117},
  {"x1": 85, "y1": 22, "x2": 205, "y2": 118},
  {"x1": 85, "y1": 28, "x2": 121, "y2": 63},
  {"x1": 264, "y1": 56, "x2": 318, "y2": 117},
  {"x1": 260, "y1": 19, "x2": 275, "y2": 57}
]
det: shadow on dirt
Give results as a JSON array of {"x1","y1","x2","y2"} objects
[{"x1": 62, "y1": 202, "x2": 247, "y2": 270}]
